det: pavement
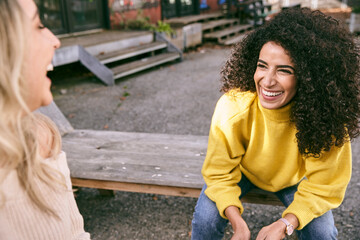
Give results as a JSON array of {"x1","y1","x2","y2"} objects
[{"x1": 51, "y1": 43, "x2": 360, "y2": 239}]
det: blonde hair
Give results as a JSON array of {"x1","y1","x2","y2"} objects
[{"x1": 0, "y1": 0, "x2": 65, "y2": 216}]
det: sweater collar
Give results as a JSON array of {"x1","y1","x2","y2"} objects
[{"x1": 256, "y1": 96, "x2": 292, "y2": 122}]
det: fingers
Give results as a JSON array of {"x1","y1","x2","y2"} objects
[{"x1": 255, "y1": 221, "x2": 286, "y2": 240}]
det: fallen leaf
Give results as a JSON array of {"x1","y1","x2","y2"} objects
[
  {"x1": 120, "y1": 96, "x2": 126, "y2": 101},
  {"x1": 103, "y1": 124, "x2": 109, "y2": 129},
  {"x1": 68, "y1": 113, "x2": 75, "y2": 119},
  {"x1": 153, "y1": 196, "x2": 158, "y2": 201}
]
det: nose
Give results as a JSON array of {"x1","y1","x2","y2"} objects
[
  {"x1": 262, "y1": 69, "x2": 277, "y2": 88},
  {"x1": 52, "y1": 34, "x2": 61, "y2": 49},
  {"x1": 47, "y1": 28, "x2": 61, "y2": 49}
]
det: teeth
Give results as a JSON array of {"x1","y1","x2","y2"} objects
[
  {"x1": 262, "y1": 89, "x2": 283, "y2": 97},
  {"x1": 47, "y1": 64, "x2": 53, "y2": 71}
]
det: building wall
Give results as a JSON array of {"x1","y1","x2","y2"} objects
[
  {"x1": 109, "y1": 0, "x2": 221, "y2": 29},
  {"x1": 206, "y1": 0, "x2": 221, "y2": 12},
  {"x1": 109, "y1": 0, "x2": 161, "y2": 28}
]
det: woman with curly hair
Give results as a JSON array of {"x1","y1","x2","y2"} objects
[
  {"x1": 191, "y1": 7, "x2": 360, "y2": 240},
  {"x1": 0, "y1": 0, "x2": 90, "y2": 239}
]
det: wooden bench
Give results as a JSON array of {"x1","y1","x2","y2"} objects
[{"x1": 38, "y1": 102, "x2": 283, "y2": 206}]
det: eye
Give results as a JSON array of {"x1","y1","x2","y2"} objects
[
  {"x1": 38, "y1": 23, "x2": 46, "y2": 30},
  {"x1": 278, "y1": 69, "x2": 293, "y2": 74},
  {"x1": 257, "y1": 63, "x2": 267, "y2": 69}
]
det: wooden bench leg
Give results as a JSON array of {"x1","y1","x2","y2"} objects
[{"x1": 98, "y1": 189, "x2": 115, "y2": 197}]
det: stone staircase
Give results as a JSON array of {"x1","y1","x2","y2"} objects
[
  {"x1": 165, "y1": 12, "x2": 253, "y2": 46},
  {"x1": 203, "y1": 20, "x2": 252, "y2": 45},
  {"x1": 53, "y1": 31, "x2": 182, "y2": 85}
]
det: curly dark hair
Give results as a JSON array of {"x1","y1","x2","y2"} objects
[{"x1": 221, "y1": 8, "x2": 360, "y2": 157}]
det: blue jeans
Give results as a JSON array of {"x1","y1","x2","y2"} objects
[{"x1": 191, "y1": 175, "x2": 338, "y2": 240}]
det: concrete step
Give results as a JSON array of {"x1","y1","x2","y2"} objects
[
  {"x1": 112, "y1": 52, "x2": 180, "y2": 79},
  {"x1": 222, "y1": 33, "x2": 248, "y2": 45},
  {"x1": 53, "y1": 31, "x2": 183, "y2": 85},
  {"x1": 202, "y1": 18, "x2": 239, "y2": 33},
  {"x1": 165, "y1": 12, "x2": 224, "y2": 27},
  {"x1": 55, "y1": 31, "x2": 154, "y2": 67},
  {"x1": 204, "y1": 24, "x2": 253, "y2": 42},
  {"x1": 97, "y1": 42, "x2": 168, "y2": 64},
  {"x1": 84, "y1": 32, "x2": 153, "y2": 57}
]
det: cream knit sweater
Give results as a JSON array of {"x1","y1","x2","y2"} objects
[{"x1": 0, "y1": 152, "x2": 90, "y2": 240}]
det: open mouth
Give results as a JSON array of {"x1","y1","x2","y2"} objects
[
  {"x1": 262, "y1": 88, "x2": 283, "y2": 97},
  {"x1": 47, "y1": 63, "x2": 53, "y2": 72}
]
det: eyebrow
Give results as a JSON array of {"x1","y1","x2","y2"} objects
[{"x1": 258, "y1": 59, "x2": 295, "y2": 72}]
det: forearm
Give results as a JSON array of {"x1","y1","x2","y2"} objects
[
  {"x1": 225, "y1": 206, "x2": 242, "y2": 227},
  {"x1": 283, "y1": 213, "x2": 299, "y2": 229},
  {"x1": 225, "y1": 206, "x2": 250, "y2": 240}
]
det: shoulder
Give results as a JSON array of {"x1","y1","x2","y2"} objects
[{"x1": 213, "y1": 90, "x2": 257, "y2": 126}]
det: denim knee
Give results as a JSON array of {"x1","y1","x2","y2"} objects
[
  {"x1": 297, "y1": 210, "x2": 338, "y2": 240},
  {"x1": 191, "y1": 185, "x2": 228, "y2": 240}
]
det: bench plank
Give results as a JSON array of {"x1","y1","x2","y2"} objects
[
  {"x1": 37, "y1": 101, "x2": 74, "y2": 136},
  {"x1": 71, "y1": 178, "x2": 282, "y2": 205},
  {"x1": 63, "y1": 129, "x2": 283, "y2": 205},
  {"x1": 71, "y1": 178, "x2": 202, "y2": 198},
  {"x1": 63, "y1": 130, "x2": 207, "y2": 189}
]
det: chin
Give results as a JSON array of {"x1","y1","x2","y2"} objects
[
  {"x1": 42, "y1": 99, "x2": 53, "y2": 107},
  {"x1": 41, "y1": 95, "x2": 54, "y2": 107},
  {"x1": 259, "y1": 100, "x2": 285, "y2": 109}
]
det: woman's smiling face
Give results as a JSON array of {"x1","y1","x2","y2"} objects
[
  {"x1": 254, "y1": 41, "x2": 297, "y2": 109},
  {"x1": 18, "y1": 0, "x2": 60, "y2": 111}
]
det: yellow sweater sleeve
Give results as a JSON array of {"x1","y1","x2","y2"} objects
[
  {"x1": 282, "y1": 141, "x2": 352, "y2": 229},
  {"x1": 202, "y1": 92, "x2": 254, "y2": 219},
  {"x1": 202, "y1": 120, "x2": 244, "y2": 219}
]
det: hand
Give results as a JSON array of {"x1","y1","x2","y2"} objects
[
  {"x1": 225, "y1": 206, "x2": 251, "y2": 240},
  {"x1": 255, "y1": 220, "x2": 286, "y2": 240},
  {"x1": 255, "y1": 214, "x2": 299, "y2": 240}
]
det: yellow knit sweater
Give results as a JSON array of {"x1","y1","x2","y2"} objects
[{"x1": 202, "y1": 90, "x2": 351, "y2": 229}]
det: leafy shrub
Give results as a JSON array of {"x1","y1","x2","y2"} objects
[{"x1": 352, "y1": 7, "x2": 360, "y2": 14}]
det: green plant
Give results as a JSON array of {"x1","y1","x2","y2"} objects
[
  {"x1": 124, "y1": 9, "x2": 153, "y2": 30},
  {"x1": 113, "y1": 9, "x2": 174, "y2": 35},
  {"x1": 353, "y1": 7, "x2": 360, "y2": 13},
  {"x1": 151, "y1": 21, "x2": 175, "y2": 36}
]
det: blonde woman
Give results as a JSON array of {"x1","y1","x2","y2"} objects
[{"x1": 0, "y1": 0, "x2": 90, "y2": 239}]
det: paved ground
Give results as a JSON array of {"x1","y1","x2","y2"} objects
[{"x1": 51, "y1": 43, "x2": 360, "y2": 239}]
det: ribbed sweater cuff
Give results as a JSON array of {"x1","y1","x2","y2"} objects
[
  {"x1": 215, "y1": 194, "x2": 244, "y2": 219},
  {"x1": 282, "y1": 204, "x2": 314, "y2": 230}
]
